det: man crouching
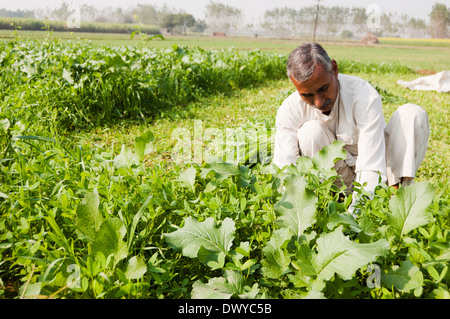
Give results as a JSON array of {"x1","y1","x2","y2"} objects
[{"x1": 273, "y1": 43, "x2": 430, "y2": 196}]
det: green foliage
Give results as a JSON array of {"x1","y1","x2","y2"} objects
[
  {"x1": 0, "y1": 17, "x2": 160, "y2": 34},
  {"x1": 0, "y1": 38, "x2": 448, "y2": 299},
  {"x1": 387, "y1": 182, "x2": 435, "y2": 237},
  {"x1": 337, "y1": 60, "x2": 415, "y2": 75},
  {"x1": 159, "y1": 141, "x2": 449, "y2": 299},
  {"x1": 274, "y1": 175, "x2": 317, "y2": 238},
  {"x1": 0, "y1": 39, "x2": 287, "y2": 134},
  {"x1": 1, "y1": 116, "x2": 449, "y2": 298}
]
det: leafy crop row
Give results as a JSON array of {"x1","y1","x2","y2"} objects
[
  {"x1": 0, "y1": 39, "x2": 448, "y2": 299},
  {"x1": 0, "y1": 39, "x2": 287, "y2": 135},
  {"x1": 0, "y1": 127, "x2": 448, "y2": 298}
]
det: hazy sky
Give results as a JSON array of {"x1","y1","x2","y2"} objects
[{"x1": 2, "y1": 0, "x2": 450, "y2": 22}]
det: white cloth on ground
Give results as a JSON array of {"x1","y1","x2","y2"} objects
[{"x1": 397, "y1": 71, "x2": 450, "y2": 93}]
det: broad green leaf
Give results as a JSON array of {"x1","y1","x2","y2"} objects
[
  {"x1": 234, "y1": 241, "x2": 251, "y2": 258},
  {"x1": 14, "y1": 135, "x2": 57, "y2": 143},
  {"x1": 274, "y1": 175, "x2": 317, "y2": 238},
  {"x1": 178, "y1": 167, "x2": 197, "y2": 193},
  {"x1": 295, "y1": 156, "x2": 313, "y2": 173},
  {"x1": 261, "y1": 228, "x2": 292, "y2": 279},
  {"x1": 292, "y1": 242, "x2": 316, "y2": 277},
  {"x1": 313, "y1": 226, "x2": 389, "y2": 282},
  {"x1": 164, "y1": 217, "x2": 235, "y2": 259},
  {"x1": 62, "y1": 68, "x2": 74, "y2": 84},
  {"x1": 191, "y1": 270, "x2": 259, "y2": 299},
  {"x1": 92, "y1": 217, "x2": 128, "y2": 264},
  {"x1": 19, "y1": 282, "x2": 42, "y2": 299},
  {"x1": 198, "y1": 247, "x2": 225, "y2": 270},
  {"x1": 124, "y1": 256, "x2": 147, "y2": 280},
  {"x1": 287, "y1": 271, "x2": 312, "y2": 289},
  {"x1": 382, "y1": 259, "x2": 424, "y2": 294},
  {"x1": 76, "y1": 189, "x2": 103, "y2": 242},
  {"x1": 312, "y1": 140, "x2": 347, "y2": 171},
  {"x1": 200, "y1": 162, "x2": 241, "y2": 181},
  {"x1": 327, "y1": 212, "x2": 362, "y2": 233},
  {"x1": 0, "y1": 118, "x2": 10, "y2": 133},
  {"x1": 387, "y1": 181, "x2": 435, "y2": 236},
  {"x1": 430, "y1": 285, "x2": 450, "y2": 299},
  {"x1": 113, "y1": 145, "x2": 139, "y2": 170},
  {"x1": 134, "y1": 130, "x2": 154, "y2": 161}
]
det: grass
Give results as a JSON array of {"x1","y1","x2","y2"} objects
[
  {"x1": 379, "y1": 37, "x2": 450, "y2": 47},
  {"x1": 2, "y1": 30, "x2": 449, "y2": 69},
  {"x1": 0, "y1": 17, "x2": 159, "y2": 35}
]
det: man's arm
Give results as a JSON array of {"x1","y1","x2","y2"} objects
[
  {"x1": 272, "y1": 100, "x2": 302, "y2": 169},
  {"x1": 354, "y1": 93, "x2": 387, "y2": 193}
]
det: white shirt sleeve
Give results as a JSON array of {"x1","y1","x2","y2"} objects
[
  {"x1": 273, "y1": 94, "x2": 305, "y2": 168},
  {"x1": 273, "y1": 105, "x2": 301, "y2": 169},
  {"x1": 354, "y1": 91, "x2": 387, "y2": 193}
]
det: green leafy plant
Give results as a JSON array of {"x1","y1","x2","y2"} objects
[{"x1": 0, "y1": 37, "x2": 448, "y2": 299}]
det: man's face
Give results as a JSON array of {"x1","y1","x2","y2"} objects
[{"x1": 290, "y1": 60, "x2": 339, "y2": 116}]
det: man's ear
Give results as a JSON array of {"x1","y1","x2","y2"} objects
[{"x1": 331, "y1": 59, "x2": 338, "y2": 77}]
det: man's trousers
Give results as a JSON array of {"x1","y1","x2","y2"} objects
[{"x1": 296, "y1": 103, "x2": 430, "y2": 192}]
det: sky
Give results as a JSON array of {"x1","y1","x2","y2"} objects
[{"x1": 2, "y1": 0, "x2": 450, "y2": 22}]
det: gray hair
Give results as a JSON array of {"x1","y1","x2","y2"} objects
[{"x1": 286, "y1": 43, "x2": 332, "y2": 83}]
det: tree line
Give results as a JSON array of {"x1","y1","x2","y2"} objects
[{"x1": 0, "y1": 1, "x2": 448, "y2": 39}]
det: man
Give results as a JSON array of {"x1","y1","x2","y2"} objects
[{"x1": 273, "y1": 43, "x2": 430, "y2": 195}]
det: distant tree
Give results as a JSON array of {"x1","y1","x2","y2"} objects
[
  {"x1": 350, "y1": 7, "x2": 368, "y2": 37},
  {"x1": 261, "y1": 7, "x2": 314, "y2": 37},
  {"x1": 204, "y1": 1, "x2": 243, "y2": 34},
  {"x1": 160, "y1": 13, "x2": 177, "y2": 34},
  {"x1": 51, "y1": 2, "x2": 71, "y2": 21},
  {"x1": 193, "y1": 19, "x2": 207, "y2": 34},
  {"x1": 80, "y1": 4, "x2": 98, "y2": 23},
  {"x1": 340, "y1": 29, "x2": 353, "y2": 39},
  {"x1": 161, "y1": 13, "x2": 196, "y2": 35},
  {"x1": 133, "y1": 4, "x2": 159, "y2": 25},
  {"x1": 407, "y1": 18, "x2": 427, "y2": 38},
  {"x1": 176, "y1": 13, "x2": 196, "y2": 35},
  {"x1": 0, "y1": 8, "x2": 35, "y2": 18},
  {"x1": 429, "y1": 2, "x2": 449, "y2": 38},
  {"x1": 261, "y1": 7, "x2": 297, "y2": 36}
]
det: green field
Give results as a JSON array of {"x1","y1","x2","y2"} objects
[
  {"x1": 0, "y1": 32, "x2": 449, "y2": 300},
  {"x1": 2, "y1": 30, "x2": 450, "y2": 70}
]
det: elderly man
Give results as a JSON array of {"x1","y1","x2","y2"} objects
[{"x1": 273, "y1": 43, "x2": 430, "y2": 195}]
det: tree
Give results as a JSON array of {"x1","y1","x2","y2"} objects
[
  {"x1": 160, "y1": 14, "x2": 177, "y2": 34},
  {"x1": 176, "y1": 13, "x2": 196, "y2": 35},
  {"x1": 312, "y1": 0, "x2": 320, "y2": 41},
  {"x1": 160, "y1": 13, "x2": 196, "y2": 35},
  {"x1": 204, "y1": 1, "x2": 243, "y2": 34},
  {"x1": 133, "y1": 4, "x2": 159, "y2": 25},
  {"x1": 193, "y1": 19, "x2": 207, "y2": 34},
  {"x1": 261, "y1": 7, "x2": 297, "y2": 36},
  {"x1": 429, "y1": 2, "x2": 449, "y2": 38}
]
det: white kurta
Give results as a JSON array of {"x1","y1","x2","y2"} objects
[{"x1": 273, "y1": 73, "x2": 429, "y2": 193}]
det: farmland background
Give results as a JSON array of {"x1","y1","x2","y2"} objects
[{"x1": 0, "y1": 0, "x2": 449, "y2": 301}]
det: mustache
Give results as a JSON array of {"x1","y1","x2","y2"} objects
[{"x1": 314, "y1": 99, "x2": 332, "y2": 110}]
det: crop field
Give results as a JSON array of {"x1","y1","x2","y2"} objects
[{"x1": 0, "y1": 32, "x2": 449, "y2": 300}]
